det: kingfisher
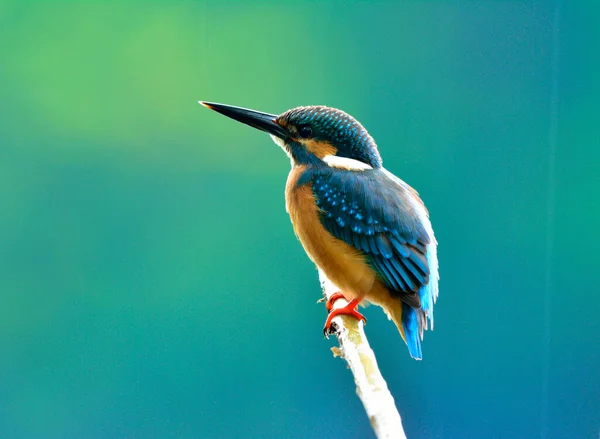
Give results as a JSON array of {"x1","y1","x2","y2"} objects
[{"x1": 200, "y1": 102, "x2": 439, "y2": 360}]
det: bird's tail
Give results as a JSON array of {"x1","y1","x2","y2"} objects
[
  {"x1": 385, "y1": 298, "x2": 424, "y2": 360},
  {"x1": 401, "y1": 303, "x2": 423, "y2": 360}
]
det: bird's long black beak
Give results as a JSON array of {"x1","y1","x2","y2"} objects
[{"x1": 199, "y1": 101, "x2": 288, "y2": 140}]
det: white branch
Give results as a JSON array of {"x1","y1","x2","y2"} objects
[{"x1": 319, "y1": 270, "x2": 407, "y2": 439}]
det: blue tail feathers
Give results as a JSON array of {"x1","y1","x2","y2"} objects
[{"x1": 402, "y1": 303, "x2": 422, "y2": 360}]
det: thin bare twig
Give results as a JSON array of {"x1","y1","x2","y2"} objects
[{"x1": 320, "y1": 271, "x2": 407, "y2": 439}]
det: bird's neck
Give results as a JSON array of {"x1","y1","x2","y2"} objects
[{"x1": 287, "y1": 143, "x2": 322, "y2": 167}]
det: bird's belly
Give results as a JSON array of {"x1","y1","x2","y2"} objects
[{"x1": 286, "y1": 176, "x2": 377, "y2": 300}]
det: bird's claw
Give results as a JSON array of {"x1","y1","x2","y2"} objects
[
  {"x1": 325, "y1": 292, "x2": 346, "y2": 312},
  {"x1": 322, "y1": 293, "x2": 366, "y2": 337}
]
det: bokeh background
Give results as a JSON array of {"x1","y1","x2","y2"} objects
[{"x1": 1, "y1": 1, "x2": 598, "y2": 438}]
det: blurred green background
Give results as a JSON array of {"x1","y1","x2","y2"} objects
[{"x1": 1, "y1": 1, "x2": 598, "y2": 438}]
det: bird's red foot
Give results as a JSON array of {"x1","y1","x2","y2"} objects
[{"x1": 323, "y1": 292, "x2": 366, "y2": 336}]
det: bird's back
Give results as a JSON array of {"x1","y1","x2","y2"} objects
[{"x1": 285, "y1": 163, "x2": 438, "y2": 359}]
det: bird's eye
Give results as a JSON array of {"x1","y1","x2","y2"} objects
[{"x1": 298, "y1": 125, "x2": 313, "y2": 138}]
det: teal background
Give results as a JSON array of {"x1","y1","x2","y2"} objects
[{"x1": 1, "y1": 1, "x2": 598, "y2": 438}]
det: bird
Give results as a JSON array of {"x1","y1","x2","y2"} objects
[{"x1": 200, "y1": 101, "x2": 439, "y2": 360}]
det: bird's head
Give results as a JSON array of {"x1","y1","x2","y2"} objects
[{"x1": 200, "y1": 102, "x2": 382, "y2": 170}]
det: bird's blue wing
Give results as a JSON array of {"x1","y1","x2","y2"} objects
[
  {"x1": 312, "y1": 168, "x2": 433, "y2": 304},
  {"x1": 309, "y1": 167, "x2": 439, "y2": 359}
]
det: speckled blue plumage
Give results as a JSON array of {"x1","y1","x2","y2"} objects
[{"x1": 297, "y1": 165, "x2": 437, "y2": 359}]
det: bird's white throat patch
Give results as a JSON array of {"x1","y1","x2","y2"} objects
[
  {"x1": 270, "y1": 134, "x2": 286, "y2": 149},
  {"x1": 323, "y1": 155, "x2": 373, "y2": 171},
  {"x1": 270, "y1": 134, "x2": 295, "y2": 166}
]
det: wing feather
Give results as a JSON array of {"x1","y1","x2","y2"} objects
[{"x1": 312, "y1": 168, "x2": 435, "y2": 307}]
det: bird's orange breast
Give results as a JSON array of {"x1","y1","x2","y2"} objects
[{"x1": 285, "y1": 166, "x2": 380, "y2": 301}]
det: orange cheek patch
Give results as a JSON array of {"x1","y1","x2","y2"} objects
[{"x1": 302, "y1": 139, "x2": 338, "y2": 159}]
